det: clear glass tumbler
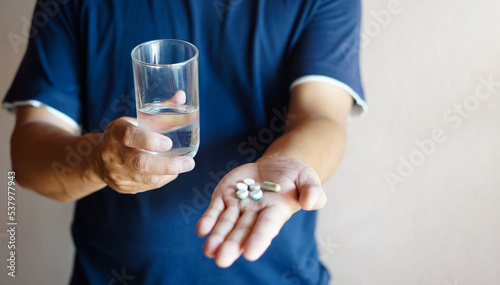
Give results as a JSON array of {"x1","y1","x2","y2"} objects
[{"x1": 131, "y1": 39, "x2": 199, "y2": 157}]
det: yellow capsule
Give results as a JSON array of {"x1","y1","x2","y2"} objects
[{"x1": 261, "y1": 181, "x2": 281, "y2": 192}]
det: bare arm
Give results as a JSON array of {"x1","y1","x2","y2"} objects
[
  {"x1": 261, "y1": 81, "x2": 352, "y2": 180},
  {"x1": 257, "y1": 81, "x2": 352, "y2": 209},
  {"x1": 197, "y1": 81, "x2": 354, "y2": 267},
  {"x1": 11, "y1": 105, "x2": 195, "y2": 202}
]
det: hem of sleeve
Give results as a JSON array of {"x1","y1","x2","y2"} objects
[
  {"x1": 289, "y1": 75, "x2": 369, "y2": 119},
  {"x1": 3, "y1": 100, "x2": 80, "y2": 132}
]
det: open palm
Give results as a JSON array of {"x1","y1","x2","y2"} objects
[{"x1": 196, "y1": 156, "x2": 327, "y2": 267}]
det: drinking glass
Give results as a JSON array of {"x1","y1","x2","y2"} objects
[{"x1": 131, "y1": 39, "x2": 199, "y2": 157}]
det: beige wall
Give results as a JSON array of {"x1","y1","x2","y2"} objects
[{"x1": 1, "y1": 0, "x2": 498, "y2": 284}]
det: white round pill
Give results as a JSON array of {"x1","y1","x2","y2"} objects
[
  {"x1": 236, "y1": 189, "x2": 249, "y2": 199},
  {"x1": 244, "y1": 178, "x2": 255, "y2": 186},
  {"x1": 250, "y1": 189, "x2": 263, "y2": 200},
  {"x1": 236, "y1": 183, "x2": 248, "y2": 191},
  {"x1": 249, "y1": 183, "x2": 261, "y2": 192}
]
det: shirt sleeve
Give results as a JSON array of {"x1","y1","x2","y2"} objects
[
  {"x1": 288, "y1": 0, "x2": 368, "y2": 118},
  {"x1": 3, "y1": 0, "x2": 82, "y2": 130}
]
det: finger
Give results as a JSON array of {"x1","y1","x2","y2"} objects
[
  {"x1": 297, "y1": 168, "x2": 326, "y2": 210},
  {"x1": 197, "y1": 196, "x2": 225, "y2": 237},
  {"x1": 101, "y1": 160, "x2": 182, "y2": 190},
  {"x1": 110, "y1": 117, "x2": 173, "y2": 152},
  {"x1": 166, "y1": 90, "x2": 187, "y2": 105},
  {"x1": 108, "y1": 174, "x2": 178, "y2": 194},
  {"x1": 135, "y1": 99, "x2": 195, "y2": 133},
  {"x1": 127, "y1": 152, "x2": 195, "y2": 175},
  {"x1": 215, "y1": 210, "x2": 258, "y2": 268},
  {"x1": 243, "y1": 206, "x2": 292, "y2": 261},
  {"x1": 299, "y1": 185, "x2": 327, "y2": 210},
  {"x1": 203, "y1": 204, "x2": 240, "y2": 258}
]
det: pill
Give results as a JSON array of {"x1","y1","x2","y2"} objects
[
  {"x1": 236, "y1": 189, "x2": 249, "y2": 199},
  {"x1": 236, "y1": 183, "x2": 248, "y2": 191},
  {"x1": 261, "y1": 181, "x2": 281, "y2": 192},
  {"x1": 244, "y1": 178, "x2": 255, "y2": 186},
  {"x1": 249, "y1": 183, "x2": 261, "y2": 192},
  {"x1": 250, "y1": 189, "x2": 263, "y2": 200}
]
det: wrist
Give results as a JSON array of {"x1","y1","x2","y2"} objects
[
  {"x1": 56, "y1": 133, "x2": 106, "y2": 201},
  {"x1": 257, "y1": 152, "x2": 303, "y2": 165},
  {"x1": 257, "y1": 152, "x2": 282, "y2": 163},
  {"x1": 80, "y1": 133, "x2": 106, "y2": 187}
]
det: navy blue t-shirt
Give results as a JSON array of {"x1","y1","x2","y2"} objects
[{"x1": 4, "y1": 0, "x2": 366, "y2": 284}]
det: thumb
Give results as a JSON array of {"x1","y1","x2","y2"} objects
[{"x1": 297, "y1": 169, "x2": 327, "y2": 211}]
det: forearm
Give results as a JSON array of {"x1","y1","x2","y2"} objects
[
  {"x1": 258, "y1": 82, "x2": 352, "y2": 182},
  {"x1": 11, "y1": 122, "x2": 105, "y2": 202},
  {"x1": 259, "y1": 117, "x2": 346, "y2": 182}
]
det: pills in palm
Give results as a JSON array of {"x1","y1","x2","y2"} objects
[
  {"x1": 236, "y1": 183, "x2": 248, "y2": 191},
  {"x1": 234, "y1": 179, "x2": 280, "y2": 201},
  {"x1": 250, "y1": 189, "x2": 263, "y2": 200},
  {"x1": 244, "y1": 178, "x2": 255, "y2": 186},
  {"x1": 261, "y1": 181, "x2": 281, "y2": 192},
  {"x1": 236, "y1": 189, "x2": 249, "y2": 199}
]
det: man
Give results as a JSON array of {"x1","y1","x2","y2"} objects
[{"x1": 4, "y1": 0, "x2": 367, "y2": 284}]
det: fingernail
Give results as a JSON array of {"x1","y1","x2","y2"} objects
[
  {"x1": 181, "y1": 159, "x2": 195, "y2": 172},
  {"x1": 158, "y1": 139, "x2": 171, "y2": 151}
]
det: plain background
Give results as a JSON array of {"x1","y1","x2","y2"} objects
[{"x1": 0, "y1": 0, "x2": 499, "y2": 284}]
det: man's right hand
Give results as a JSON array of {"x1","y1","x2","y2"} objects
[
  {"x1": 94, "y1": 117, "x2": 195, "y2": 194},
  {"x1": 11, "y1": 106, "x2": 194, "y2": 201}
]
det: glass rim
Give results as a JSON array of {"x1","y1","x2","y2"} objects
[{"x1": 131, "y1": 39, "x2": 199, "y2": 67}]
